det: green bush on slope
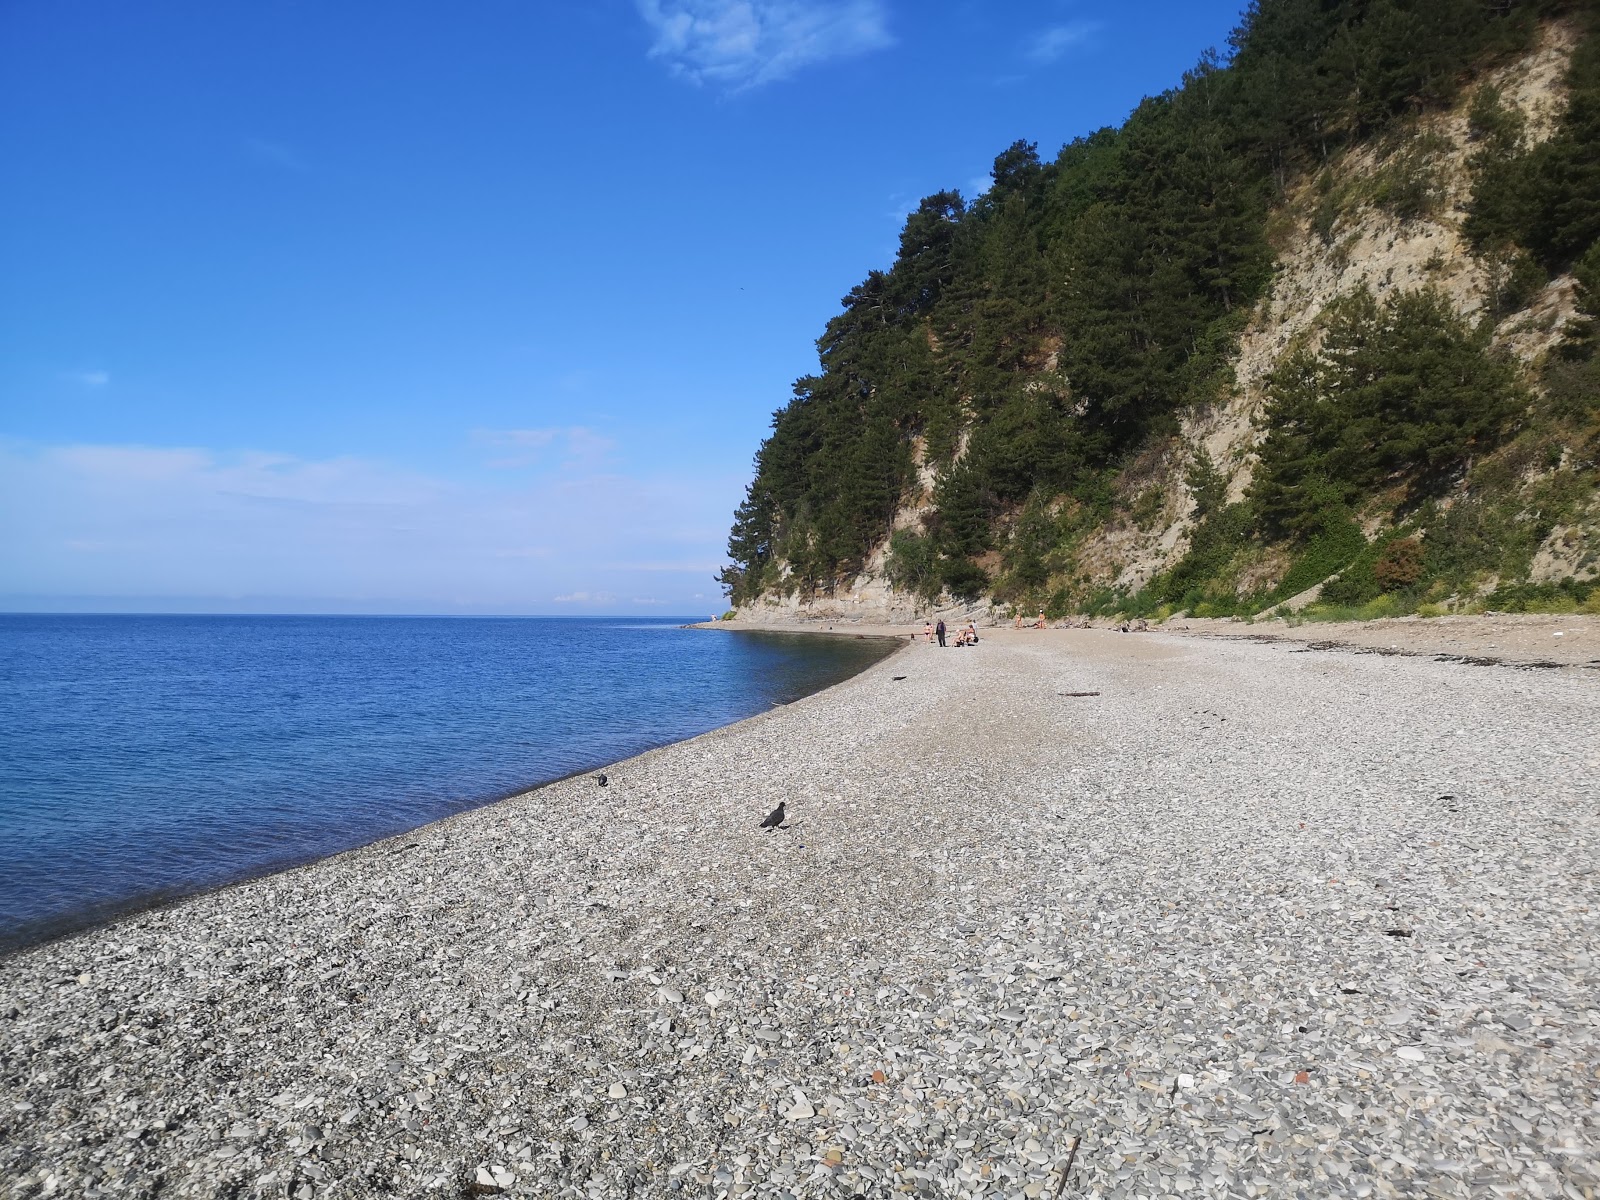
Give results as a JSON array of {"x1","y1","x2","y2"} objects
[{"x1": 721, "y1": 0, "x2": 1577, "y2": 609}]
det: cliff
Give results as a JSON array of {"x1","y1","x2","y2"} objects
[{"x1": 723, "y1": 2, "x2": 1600, "y2": 625}]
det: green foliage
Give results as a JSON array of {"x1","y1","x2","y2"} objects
[
  {"x1": 940, "y1": 558, "x2": 991, "y2": 603},
  {"x1": 1486, "y1": 577, "x2": 1598, "y2": 612},
  {"x1": 1321, "y1": 559, "x2": 1381, "y2": 606},
  {"x1": 1540, "y1": 350, "x2": 1600, "y2": 433},
  {"x1": 885, "y1": 530, "x2": 941, "y2": 601},
  {"x1": 1251, "y1": 287, "x2": 1522, "y2": 533},
  {"x1": 1141, "y1": 500, "x2": 1256, "y2": 614},
  {"x1": 1482, "y1": 246, "x2": 1549, "y2": 322},
  {"x1": 1464, "y1": 85, "x2": 1532, "y2": 253},
  {"x1": 1521, "y1": 22, "x2": 1600, "y2": 269},
  {"x1": 1558, "y1": 239, "x2": 1600, "y2": 357},
  {"x1": 1258, "y1": 501, "x2": 1368, "y2": 606},
  {"x1": 1467, "y1": 84, "x2": 1526, "y2": 151},
  {"x1": 1368, "y1": 137, "x2": 1448, "y2": 221},
  {"x1": 1185, "y1": 447, "x2": 1229, "y2": 520},
  {"x1": 1467, "y1": 12, "x2": 1600, "y2": 271},
  {"x1": 723, "y1": 0, "x2": 1557, "y2": 604},
  {"x1": 1130, "y1": 485, "x2": 1166, "y2": 529},
  {"x1": 996, "y1": 494, "x2": 1062, "y2": 602}
]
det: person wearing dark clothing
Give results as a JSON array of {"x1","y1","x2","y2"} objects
[{"x1": 935, "y1": 619, "x2": 946, "y2": 647}]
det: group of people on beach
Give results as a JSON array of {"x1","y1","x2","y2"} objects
[{"x1": 922, "y1": 619, "x2": 979, "y2": 647}]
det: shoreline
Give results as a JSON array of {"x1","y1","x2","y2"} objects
[
  {"x1": 0, "y1": 628, "x2": 904, "y2": 961},
  {"x1": 3, "y1": 630, "x2": 1596, "y2": 1198},
  {"x1": 704, "y1": 610, "x2": 1599, "y2": 669}
]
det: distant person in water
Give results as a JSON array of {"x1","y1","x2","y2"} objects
[{"x1": 936, "y1": 619, "x2": 946, "y2": 647}]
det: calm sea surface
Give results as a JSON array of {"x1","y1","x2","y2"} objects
[{"x1": 0, "y1": 615, "x2": 896, "y2": 952}]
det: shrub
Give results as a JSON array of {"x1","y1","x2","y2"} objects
[
  {"x1": 1130, "y1": 485, "x2": 1166, "y2": 530},
  {"x1": 939, "y1": 558, "x2": 991, "y2": 603},
  {"x1": 1370, "y1": 145, "x2": 1443, "y2": 221},
  {"x1": 1251, "y1": 287, "x2": 1522, "y2": 533},
  {"x1": 885, "y1": 530, "x2": 941, "y2": 601},
  {"x1": 1486, "y1": 579, "x2": 1596, "y2": 612},
  {"x1": 1185, "y1": 447, "x2": 1228, "y2": 520},
  {"x1": 1373, "y1": 537, "x2": 1426, "y2": 591}
]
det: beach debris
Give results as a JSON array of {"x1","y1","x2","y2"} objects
[
  {"x1": 760, "y1": 801, "x2": 787, "y2": 830},
  {"x1": 892, "y1": 675, "x2": 907, "y2": 681},
  {"x1": 472, "y1": 1165, "x2": 514, "y2": 1193},
  {"x1": 1052, "y1": 1134, "x2": 1082, "y2": 1197},
  {"x1": 1059, "y1": 691, "x2": 1101, "y2": 697}
]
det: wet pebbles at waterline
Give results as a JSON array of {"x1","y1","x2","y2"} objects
[{"x1": 2, "y1": 628, "x2": 1596, "y2": 1199}]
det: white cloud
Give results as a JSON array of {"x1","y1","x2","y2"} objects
[
  {"x1": 631, "y1": 597, "x2": 667, "y2": 605},
  {"x1": 610, "y1": 559, "x2": 725, "y2": 573},
  {"x1": 65, "y1": 370, "x2": 110, "y2": 388},
  {"x1": 472, "y1": 426, "x2": 617, "y2": 470},
  {"x1": 636, "y1": 0, "x2": 891, "y2": 90},
  {"x1": 1024, "y1": 21, "x2": 1100, "y2": 64},
  {"x1": 0, "y1": 438, "x2": 739, "y2": 613}
]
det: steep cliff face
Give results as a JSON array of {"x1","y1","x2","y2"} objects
[
  {"x1": 729, "y1": 9, "x2": 1600, "y2": 625},
  {"x1": 1072, "y1": 21, "x2": 1587, "y2": 605}
]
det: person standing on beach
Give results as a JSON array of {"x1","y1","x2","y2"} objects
[{"x1": 936, "y1": 619, "x2": 946, "y2": 647}]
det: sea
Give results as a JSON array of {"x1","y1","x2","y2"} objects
[{"x1": 0, "y1": 614, "x2": 896, "y2": 953}]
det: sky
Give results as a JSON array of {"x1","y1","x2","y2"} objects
[{"x1": 1, "y1": 0, "x2": 1248, "y2": 615}]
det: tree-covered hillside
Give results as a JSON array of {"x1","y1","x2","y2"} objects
[{"x1": 721, "y1": 0, "x2": 1600, "y2": 618}]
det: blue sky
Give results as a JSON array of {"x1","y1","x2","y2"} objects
[{"x1": 1, "y1": 0, "x2": 1246, "y2": 614}]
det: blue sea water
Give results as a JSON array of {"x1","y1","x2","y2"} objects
[{"x1": 0, "y1": 614, "x2": 896, "y2": 952}]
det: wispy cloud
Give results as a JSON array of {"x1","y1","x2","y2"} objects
[
  {"x1": 0, "y1": 438, "x2": 739, "y2": 613},
  {"x1": 65, "y1": 370, "x2": 110, "y2": 388},
  {"x1": 631, "y1": 597, "x2": 666, "y2": 606},
  {"x1": 493, "y1": 546, "x2": 553, "y2": 559},
  {"x1": 610, "y1": 559, "x2": 725, "y2": 573},
  {"x1": 636, "y1": 0, "x2": 892, "y2": 90},
  {"x1": 472, "y1": 426, "x2": 617, "y2": 470},
  {"x1": 1024, "y1": 21, "x2": 1101, "y2": 64},
  {"x1": 245, "y1": 138, "x2": 308, "y2": 172}
]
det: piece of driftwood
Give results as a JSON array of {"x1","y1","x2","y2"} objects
[
  {"x1": 1058, "y1": 691, "x2": 1101, "y2": 697},
  {"x1": 1053, "y1": 1134, "x2": 1083, "y2": 1197}
]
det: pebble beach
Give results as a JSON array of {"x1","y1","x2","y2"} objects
[{"x1": 2, "y1": 626, "x2": 1597, "y2": 1200}]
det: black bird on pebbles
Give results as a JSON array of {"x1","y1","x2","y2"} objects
[
  {"x1": 596, "y1": 773, "x2": 608, "y2": 787},
  {"x1": 760, "y1": 801, "x2": 787, "y2": 830}
]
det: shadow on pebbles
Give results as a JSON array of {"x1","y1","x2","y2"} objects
[{"x1": 2, "y1": 633, "x2": 1597, "y2": 1199}]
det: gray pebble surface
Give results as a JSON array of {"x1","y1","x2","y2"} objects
[{"x1": 2, "y1": 630, "x2": 1596, "y2": 1200}]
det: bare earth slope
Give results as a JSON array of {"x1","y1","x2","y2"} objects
[{"x1": 2, "y1": 633, "x2": 1596, "y2": 1199}]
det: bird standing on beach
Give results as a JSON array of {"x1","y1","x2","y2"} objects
[
  {"x1": 760, "y1": 801, "x2": 787, "y2": 830},
  {"x1": 596, "y1": 773, "x2": 608, "y2": 787}
]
